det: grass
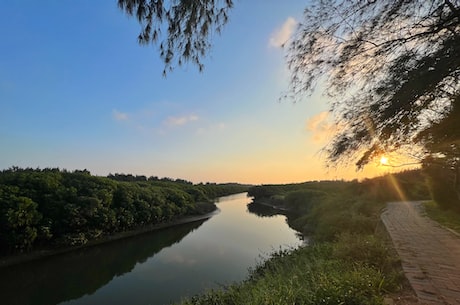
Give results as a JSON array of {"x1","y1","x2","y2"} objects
[
  {"x1": 423, "y1": 201, "x2": 460, "y2": 234},
  {"x1": 176, "y1": 233, "x2": 403, "y2": 305}
]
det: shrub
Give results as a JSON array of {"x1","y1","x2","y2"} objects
[
  {"x1": 424, "y1": 164, "x2": 460, "y2": 211},
  {"x1": 284, "y1": 189, "x2": 326, "y2": 213}
]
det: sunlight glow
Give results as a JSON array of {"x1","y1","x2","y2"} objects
[
  {"x1": 380, "y1": 156, "x2": 389, "y2": 166},
  {"x1": 387, "y1": 174, "x2": 407, "y2": 202}
]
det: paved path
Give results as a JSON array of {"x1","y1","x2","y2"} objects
[{"x1": 381, "y1": 201, "x2": 460, "y2": 304}]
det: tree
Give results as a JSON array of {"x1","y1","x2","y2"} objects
[
  {"x1": 285, "y1": 0, "x2": 460, "y2": 169},
  {"x1": 1, "y1": 194, "x2": 42, "y2": 252},
  {"x1": 118, "y1": 0, "x2": 234, "y2": 75},
  {"x1": 416, "y1": 94, "x2": 460, "y2": 205}
]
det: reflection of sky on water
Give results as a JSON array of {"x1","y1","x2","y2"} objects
[{"x1": 56, "y1": 193, "x2": 302, "y2": 305}]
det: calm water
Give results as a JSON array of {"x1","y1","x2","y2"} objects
[{"x1": 0, "y1": 193, "x2": 302, "y2": 305}]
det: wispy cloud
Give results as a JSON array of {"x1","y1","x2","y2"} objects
[
  {"x1": 196, "y1": 122, "x2": 226, "y2": 135},
  {"x1": 164, "y1": 114, "x2": 199, "y2": 127},
  {"x1": 306, "y1": 111, "x2": 339, "y2": 144},
  {"x1": 269, "y1": 17, "x2": 297, "y2": 48},
  {"x1": 111, "y1": 104, "x2": 203, "y2": 136},
  {"x1": 112, "y1": 109, "x2": 129, "y2": 121},
  {"x1": 306, "y1": 111, "x2": 329, "y2": 131}
]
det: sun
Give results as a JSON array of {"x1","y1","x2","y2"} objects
[{"x1": 380, "y1": 156, "x2": 389, "y2": 166}]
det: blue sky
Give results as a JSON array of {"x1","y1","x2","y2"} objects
[{"x1": 0, "y1": 1, "x2": 387, "y2": 184}]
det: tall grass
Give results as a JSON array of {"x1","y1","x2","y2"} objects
[
  {"x1": 424, "y1": 201, "x2": 460, "y2": 233},
  {"x1": 177, "y1": 234, "x2": 402, "y2": 305}
]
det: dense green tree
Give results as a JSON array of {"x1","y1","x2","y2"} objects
[
  {"x1": 0, "y1": 168, "x2": 245, "y2": 253},
  {"x1": 0, "y1": 190, "x2": 42, "y2": 251}
]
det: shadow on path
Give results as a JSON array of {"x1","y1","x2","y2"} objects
[{"x1": 381, "y1": 201, "x2": 460, "y2": 305}]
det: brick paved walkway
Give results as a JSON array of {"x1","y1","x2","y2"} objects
[{"x1": 381, "y1": 201, "x2": 460, "y2": 305}]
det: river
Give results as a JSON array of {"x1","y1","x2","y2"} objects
[{"x1": 0, "y1": 193, "x2": 302, "y2": 305}]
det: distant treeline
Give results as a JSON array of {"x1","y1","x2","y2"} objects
[
  {"x1": 0, "y1": 167, "x2": 249, "y2": 254},
  {"x1": 248, "y1": 169, "x2": 430, "y2": 241}
]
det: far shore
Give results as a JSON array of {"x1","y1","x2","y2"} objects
[
  {"x1": 251, "y1": 199, "x2": 290, "y2": 211},
  {"x1": 0, "y1": 209, "x2": 219, "y2": 268}
]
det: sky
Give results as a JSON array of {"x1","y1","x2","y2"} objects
[{"x1": 0, "y1": 1, "x2": 392, "y2": 184}]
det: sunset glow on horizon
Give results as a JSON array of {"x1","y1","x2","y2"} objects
[{"x1": 0, "y1": 1, "x2": 408, "y2": 185}]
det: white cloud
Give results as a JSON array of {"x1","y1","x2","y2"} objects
[
  {"x1": 269, "y1": 17, "x2": 297, "y2": 48},
  {"x1": 306, "y1": 111, "x2": 339, "y2": 144},
  {"x1": 165, "y1": 114, "x2": 199, "y2": 127},
  {"x1": 112, "y1": 109, "x2": 129, "y2": 121},
  {"x1": 306, "y1": 111, "x2": 329, "y2": 131}
]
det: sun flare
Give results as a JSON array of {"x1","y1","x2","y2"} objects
[{"x1": 380, "y1": 156, "x2": 389, "y2": 166}]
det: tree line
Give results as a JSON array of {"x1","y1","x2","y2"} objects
[
  {"x1": 0, "y1": 167, "x2": 248, "y2": 254},
  {"x1": 248, "y1": 169, "x2": 431, "y2": 240}
]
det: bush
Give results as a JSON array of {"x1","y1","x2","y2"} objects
[
  {"x1": 288, "y1": 194, "x2": 378, "y2": 242},
  {"x1": 333, "y1": 233, "x2": 399, "y2": 275},
  {"x1": 284, "y1": 189, "x2": 326, "y2": 213},
  {"x1": 424, "y1": 164, "x2": 460, "y2": 211}
]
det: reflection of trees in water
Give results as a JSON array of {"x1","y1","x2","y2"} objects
[
  {"x1": 247, "y1": 202, "x2": 285, "y2": 218},
  {"x1": 247, "y1": 202, "x2": 305, "y2": 241},
  {"x1": 0, "y1": 220, "x2": 207, "y2": 305}
]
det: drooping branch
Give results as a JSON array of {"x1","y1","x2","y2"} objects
[
  {"x1": 118, "y1": 0, "x2": 234, "y2": 75},
  {"x1": 286, "y1": 0, "x2": 460, "y2": 169}
]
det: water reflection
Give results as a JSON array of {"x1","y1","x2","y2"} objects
[
  {"x1": 0, "y1": 220, "x2": 206, "y2": 305},
  {"x1": 0, "y1": 193, "x2": 302, "y2": 305},
  {"x1": 247, "y1": 201, "x2": 304, "y2": 242},
  {"x1": 247, "y1": 202, "x2": 284, "y2": 217}
]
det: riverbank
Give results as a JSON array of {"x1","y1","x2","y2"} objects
[
  {"x1": 0, "y1": 208, "x2": 219, "y2": 268},
  {"x1": 176, "y1": 175, "x2": 431, "y2": 305},
  {"x1": 176, "y1": 230, "x2": 402, "y2": 305}
]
